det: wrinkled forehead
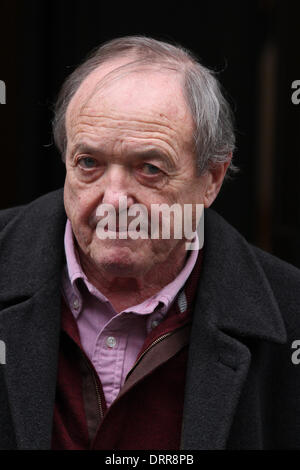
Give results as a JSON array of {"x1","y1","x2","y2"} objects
[{"x1": 66, "y1": 58, "x2": 191, "y2": 128}]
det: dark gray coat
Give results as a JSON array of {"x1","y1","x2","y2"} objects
[{"x1": 0, "y1": 189, "x2": 300, "y2": 450}]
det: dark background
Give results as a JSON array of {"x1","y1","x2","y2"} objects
[{"x1": 1, "y1": 0, "x2": 299, "y2": 267}]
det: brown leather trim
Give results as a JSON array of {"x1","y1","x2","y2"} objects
[
  {"x1": 118, "y1": 323, "x2": 191, "y2": 400},
  {"x1": 78, "y1": 353, "x2": 102, "y2": 442}
]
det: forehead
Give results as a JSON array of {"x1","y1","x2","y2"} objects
[{"x1": 66, "y1": 58, "x2": 194, "y2": 142}]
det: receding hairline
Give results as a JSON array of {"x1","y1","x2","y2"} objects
[{"x1": 65, "y1": 55, "x2": 193, "y2": 136}]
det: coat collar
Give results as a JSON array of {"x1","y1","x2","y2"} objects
[
  {"x1": 198, "y1": 208, "x2": 286, "y2": 343},
  {"x1": 0, "y1": 189, "x2": 66, "y2": 303},
  {"x1": 0, "y1": 190, "x2": 287, "y2": 449},
  {"x1": 180, "y1": 209, "x2": 287, "y2": 449}
]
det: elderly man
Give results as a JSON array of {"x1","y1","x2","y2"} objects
[{"x1": 0, "y1": 36, "x2": 300, "y2": 451}]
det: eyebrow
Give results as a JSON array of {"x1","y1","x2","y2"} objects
[
  {"x1": 70, "y1": 143, "x2": 175, "y2": 170},
  {"x1": 131, "y1": 149, "x2": 170, "y2": 162},
  {"x1": 71, "y1": 143, "x2": 99, "y2": 156},
  {"x1": 123, "y1": 148, "x2": 176, "y2": 172}
]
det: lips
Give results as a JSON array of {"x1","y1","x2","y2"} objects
[{"x1": 103, "y1": 225, "x2": 129, "y2": 232}]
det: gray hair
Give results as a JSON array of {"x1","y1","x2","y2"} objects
[{"x1": 52, "y1": 35, "x2": 237, "y2": 177}]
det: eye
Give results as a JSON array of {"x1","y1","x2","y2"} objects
[
  {"x1": 77, "y1": 156, "x2": 98, "y2": 169},
  {"x1": 141, "y1": 163, "x2": 161, "y2": 175}
]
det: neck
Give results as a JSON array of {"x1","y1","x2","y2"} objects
[{"x1": 77, "y1": 247, "x2": 188, "y2": 313}]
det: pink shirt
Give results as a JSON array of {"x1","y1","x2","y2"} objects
[{"x1": 61, "y1": 219, "x2": 199, "y2": 408}]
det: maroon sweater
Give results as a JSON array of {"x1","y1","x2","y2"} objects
[{"x1": 52, "y1": 251, "x2": 202, "y2": 450}]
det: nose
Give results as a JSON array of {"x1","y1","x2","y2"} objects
[{"x1": 101, "y1": 164, "x2": 135, "y2": 209}]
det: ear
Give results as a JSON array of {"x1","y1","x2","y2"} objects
[{"x1": 203, "y1": 153, "x2": 232, "y2": 208}]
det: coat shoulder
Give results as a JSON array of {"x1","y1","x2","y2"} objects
[
  {"x1": 0, "y1": 205, "x2": 24, "y2": 232},
  {"x1": 251, "y1": 244, "x2": 300, "y2": 336},
  {"x1": 206, "y1": 209, "x2": 300, "y2": 338},
  {"x1": 0, "y1": 189, "x2": 64, "y2": 234}
]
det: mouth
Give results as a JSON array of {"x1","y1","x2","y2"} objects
[
  {"x1": 97, "y1": 224, "x2": 149, "y2": 240},
  {"x1": 104, "y1": 223, "x2": 129, "y2": 232}
]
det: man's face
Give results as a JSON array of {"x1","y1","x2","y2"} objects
[{"x1": 64, "y1": 59, "x2": 206, "y2": 280}]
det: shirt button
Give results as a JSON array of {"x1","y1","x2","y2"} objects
[
  {"x1": 152, "y1": 320, "x2": 159, "y2": 329},
  {"x1": 73, "y1": 298, "x2": 80, "y2": 310},
  {"x1": 106, "y1": 336, "x2": 117, "y2": 348}
]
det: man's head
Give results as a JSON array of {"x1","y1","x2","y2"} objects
[{"x1": 53, "y1": 36, "x2": 236, "y2": 283}]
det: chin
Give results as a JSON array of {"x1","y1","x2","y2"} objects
[{"x1": 93, "y1": 245, "x2": 146, "y2": 277}]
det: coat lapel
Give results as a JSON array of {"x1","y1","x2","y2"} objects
[
  {"x1": 0, "y1": 189, "x2": 66, "y2": 449},
  {"x1": 180, "y1": 314, "x2": 251, "y2": 450},
  {"x1": 181, "y1": 209, "x2": 287, "y2": 449}
]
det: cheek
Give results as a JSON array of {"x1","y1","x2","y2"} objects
[
  {"x1": 64, "y1": 178, "x2": 90, "y2": 230},
  {"x1": 64, "y1": 175, "x2": 95, "y2": 220},
  {"x1": 184, "y1": 178, "x2": 206, "y2": 204},
  {"x1": 64, "y1": 181, "x2": 96, "y2": 249},
  {"x1": 63, "y1": 178, "x2": 76, "y2": 221}
]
